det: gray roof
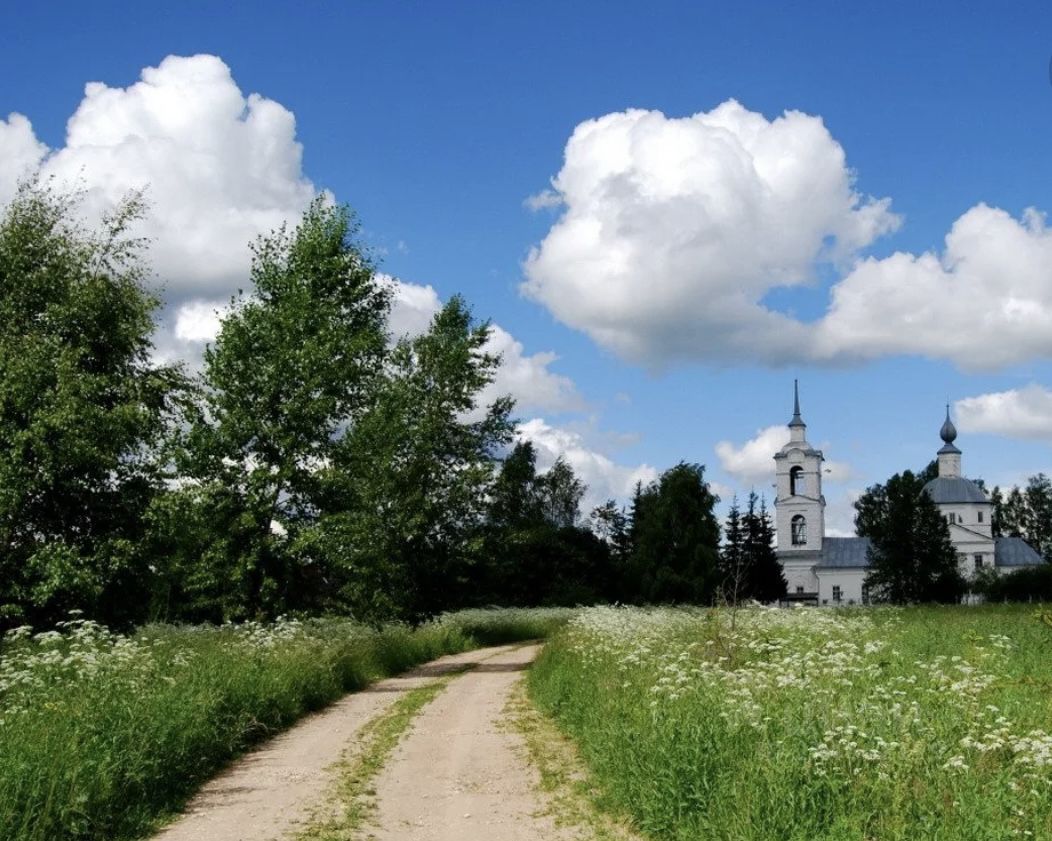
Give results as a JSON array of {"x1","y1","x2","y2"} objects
[
  {"x1": 995, "y1": 536, "x2": 1044, "y2": 568},
  {"x1": 923, "y1": 476, "x2": 989, "y2": 505},
  {"x1": 815, "y1": 536, "x2": 873, "y2": 568}
]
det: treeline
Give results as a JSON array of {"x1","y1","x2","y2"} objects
[{"x1": 0, "y1": 184, "x2": 764, "y2": 629}]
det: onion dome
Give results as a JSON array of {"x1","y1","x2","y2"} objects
[{"x1": 938, "y1": 404, "x2": 961, "y2": 454}]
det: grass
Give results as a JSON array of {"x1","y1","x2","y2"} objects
[
  {"x1": 529, "y1": 604, "x2": 1052, "y2": 841},
  {"x1": 0, "y1": 607, "x2": 573, "y2": 841},
  {"x1": 506, "y1": 676, "x2": 641, "y2": 841}
]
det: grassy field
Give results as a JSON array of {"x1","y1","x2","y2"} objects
[
  {"x1": 0, "y1": 607, "x2": 572, "y2": 841},
  {"x1": 530, "y1": 605, "x2": 1052, "y2": 841}
]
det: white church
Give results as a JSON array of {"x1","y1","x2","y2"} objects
[{"x1": 773, "y1": 383, "x2": 1042, "y2": 604}]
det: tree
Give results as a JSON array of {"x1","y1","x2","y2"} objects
[
  {"x1": 313, "y1": 297, "x2": 514, "y2": 621},
  {"x1": 742, "y1": 494, "x2": 786, "y2": 603},
  {"x1": 720, "y1": 493, "x2": 785, "y2": 604},
  {"x1": 857, "y1": 470, "x2": 965, "y2": 603},
  {"x1": 590, "y1": 500, "x2": 630, "y2": 561},
  {"x1": 183, "y1": 198, "x2": 390, "y2": 619},
  {"x1": 627, "y1": 463, "x2": 721, "y2": 604},
  {"x1": 0, "y1": 184, "x2": 183, "y2": 627},
  {"x1": 537, "y1": 458, "x2": 585, "y2": 529},
  {"x1": 992, "y1": 474, "x2": 1052, "y2": 561}
]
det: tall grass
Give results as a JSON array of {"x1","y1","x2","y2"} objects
[
  {"x1": 530, "y1": 605, "x2": 1052, "y2": 841},
  {"x1": 0, "y1": 607, "x2": 572, "y2": 841}
]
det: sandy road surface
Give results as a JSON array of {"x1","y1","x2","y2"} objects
[
  {"x1": 151, "y1": 644, "x2": 521, "y2": 841},
  {"x1": 364, "y1": 643, "x2": 579, "y2": 841}
]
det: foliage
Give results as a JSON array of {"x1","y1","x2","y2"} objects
[
  {"x1": 624, "y1": 463, "x2": 721, "y2": 604},
  {"x1": 178, "y1": 199, "x2": 390, "y2": 619},
  {"x1": 720, "y1": 492, "x2": 786, "y2": 603},
  {"x1": 0, "y1": 184, "x2": 184, "y2": 628},
  {"x1": 856, "y1": 469, "x2": 966, "y2": 603},
  {"x1": 991, "y1": 474, "x2": 1052, "y2": 560},
  {"x1": 0, "y1": 607, "x2": 573, "y2": 841},
  {"x1": 530, "y1": 604, "x2": 1052, "y2": 841},
  {"x1": 309, "y1": 297, "x2": 513, "y2": 622},
  {"x1": 975, "y1": 563, "x2": 1052, "y2": 602},
  {"x1": 483, "y1": 441, "x2": 615, "y2": 607}
]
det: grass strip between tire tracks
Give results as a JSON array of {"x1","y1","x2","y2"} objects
[{"x1": 296, "y1": 666, "x2": 470, "y2": 840}]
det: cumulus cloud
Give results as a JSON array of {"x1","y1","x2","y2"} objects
[
  {"x1": 0, "y1": 54, "x2": 325, "y2": 371},
  {"x1": 524, "y1": 102, "x2": 1052, "y2": 370},
  {"x1": 522, "y1": 101, "x2": 900, "y2": 366},
  {"x1": 517, "y1": 417, "x2": 658, "y2": 512},
  {"x1": 815, "y1": 206, "x2": 1052, "y2": 368},
  {"x1": 0, "y1": 114, "x2": 47, "y2": 200},
  {"x1": 1, "y1": 54, "x2": 317, "y2": 303},
  {"x1": 715, "y1": 424, "x2": 851, "y2": 484},
  {"x1": 956, "y1": 384, "x2": 1052, "y2": 442}
]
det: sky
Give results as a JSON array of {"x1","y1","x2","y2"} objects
[{"x1": 4, "y1": 1, "x2": 1052, "y2": 533}]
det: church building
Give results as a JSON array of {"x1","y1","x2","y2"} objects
[{"x1": 773, "y1": 383, "x2": 1042, "y2": 604}]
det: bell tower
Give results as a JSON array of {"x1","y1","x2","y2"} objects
[{"x1": 774, "y1": 380, "x2": 825, "y2": 556}]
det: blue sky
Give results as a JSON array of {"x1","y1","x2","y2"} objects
[{"x1": 4, "y1": 2, "x2": 1052, "y2": 531}]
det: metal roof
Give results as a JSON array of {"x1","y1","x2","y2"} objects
[
  {"x1": 994, "y1": 536, "x2": 1044, "y2": 568},
  {"x1": 922, "y1": 476, "x2": 990, "y2": 505},
  {"x1": 815, "y1": 536, "x2": 872, "y2": 568}
]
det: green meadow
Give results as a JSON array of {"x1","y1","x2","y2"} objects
[{"x1": 530, "y1": 605, "x2": 1052, "y2": 841}]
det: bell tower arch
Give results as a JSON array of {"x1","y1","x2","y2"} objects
[{"x1": 774, "y1": 380, "x2": 825, "y2": 556}]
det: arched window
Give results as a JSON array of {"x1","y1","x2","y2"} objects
[
  {"x1": 791, "y1": 515, "x2": 807, "y2": 546},
  {"x1": 789, "y1": 466, "x2": 804, "y2": 496}
]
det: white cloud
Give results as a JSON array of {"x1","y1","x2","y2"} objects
[
  {"x1": 715, "y1": 424, "x2": 851, "y2": 484},
  {"x1": 524, "y1": 102, "x2": 1052, "y2": 371},
  {"x1": 517, "y1": 417, "x2": 657, "y2": 512},
  {"x1": 716, "y1": 426, "x2": 791, "y2": 483},
  {"x1": 480, "y1": 325, "x2": 584, "y2": 414},
  {"x1": 174, "y1": 299, "x2": 228, "y2": 343},
  {"x1": 815, "y1": 205, "x2": 1052, "y2": 368},
  {"x1": 522, "y1": 101, "x2": 900, "y2": 366},
  {"x1": 384, "y1": 274, "x2": 443, "y2": 339},
  {"x1": 1, "y1": 54, "x2": 317, "y2": 303},
  {"x1": 0, "y1": 114, "x2": 47, "y2": 201},
  {"x1": 384, "y1": 275, "x2": 584, "y2": 415},
  {"x1": 956, "y1": 384, "x2": 1052, "y2": 442}
]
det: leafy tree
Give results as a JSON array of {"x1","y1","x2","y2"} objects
[
  {"x1": 482, "y1": 443, "x2": 618, "y2": 608},
  {"x1": 0, "y1": 184, "x2": 182, "y2": 627},
  {"x1": 992, "y1": 474, "x2": 1052, "y2": 560},
  {"x1": 857, "y1": 470, "x2": 965, "y2": 603},
  {"x1": 183, "y1": 198, "x2": 390, "y2": 619},
  {"x1": 312, "y1": 296, "x2": 514, "y2": 621},
  {"x1": 627, "y1": 463, "x2": 721, "y2": 604},
  {"x1": 537, "y1": 458, "x2": 585, "y2": 529},
  {"x1": 590, "y1": 499, "x2": 630, "y2": 561}
]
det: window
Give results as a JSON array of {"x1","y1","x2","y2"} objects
[
  {"x1": 795, "y1": 585, "x2": 804, "y2": 595},
  {"x1": 978, "y1": 511, "x2": 984, "y2": 524},
  {"x1": 832, "y1": 585, "x2": 842, "y2": 602},
  {"x1": 974, "y1": 554, "x2": 984, "y2": 571},
  {"x1": 947, "y1": 513, "x2": 957, "y2": 525},
  {"x1": 790, "y1": 466, "x2": 804, "y2": 496},
  {"x1": 791, "y1": 515, "x2": 807, "y2": 546}
]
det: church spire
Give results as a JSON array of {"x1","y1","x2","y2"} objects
[
  {"x1": 789, "y1": 379, "x2": 805, "y2": 428},
  {"x1": 937, "y1": 404, "x2": 962, "y2": 477}
]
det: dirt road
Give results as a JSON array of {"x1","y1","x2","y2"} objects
[
  {"x1": 364, "y1": 643, "x2": 579, "y2": 840},
  {"x1": 151, "y1": 643, "x2": 585, "y2": 841},
  {"x1": 151, "y1": 645, "x2": 524, "y2": 841}
]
